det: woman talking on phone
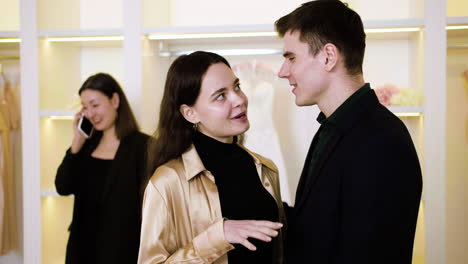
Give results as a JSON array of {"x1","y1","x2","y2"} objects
[
  {"x1": 55, "y1": 73, "x2": 150, "y2": 264},
  {"x1": 138, "y1": 51, "x2": 286, "y2": 264}
]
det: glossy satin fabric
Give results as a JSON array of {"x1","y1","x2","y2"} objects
[{"x1": 138, "y1": 144, "x2": 286, "y2": 264}]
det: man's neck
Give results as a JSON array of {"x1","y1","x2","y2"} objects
[{"x1": 318, "y1": 74, "x2": 365, "y2": 118}]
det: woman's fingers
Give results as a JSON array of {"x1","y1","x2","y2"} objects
[
  {"x1": 243, "y1": 230, "x2": 272, "y2": 242},
  {"x1": 251, "y1": 226, "x2": 279, "y2": 239},
  {"x1": 243, "y1": 221, "x2": 281, "y2": 239},
  {"x1": 73, "y1": 111, "x2": 81, "y2": 128},
  {"x1": 239, "y1": 238, "x2": 257, "y2": 251},
  {"x1": 70, "y1": 110, "x2": 87, "y2": 154},
  {"x1": 223, "y1": 220, "x2": 283, "y2": 251},
  {"x1": 253, "y1": 220, "x2": 283, "y2": 230},
  {"x1": 250, "y1": 221, "x2": 282, "y2": 236}
]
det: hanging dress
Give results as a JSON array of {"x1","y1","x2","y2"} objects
[
  {"x1": 0, "y1": 77, "x2": 19, "y2": 255},
  {"x1": 233, "y1": 61, "x2": 292, "y2": 204}
]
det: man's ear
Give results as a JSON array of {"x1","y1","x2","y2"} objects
[
  {"x1": 180, "y1": 104, "x2": 199, "y2": 124},
  {"x1": 111, "y1": 92, "x2": 120, "y2": 109},
  {"x1": 322, "y1": 43, "x2": 339, "y2": 72}
]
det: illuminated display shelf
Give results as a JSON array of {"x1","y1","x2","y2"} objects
[
  {"x1": 0, "y1": 30, "x2": 20, "y2": 38},
  {"x1": 387, "y1": 106, "x2": 424, "y2": 116},
  {"x1": 1, "y1": 17, "x2": 466, "y2": 44},
  {"x1": 144, "y1": 18, "x2": 425, "y2": 38},
  {"x1": 38, "y1": 107, "x2": 424, "y2": 119},
  {"x1": 39, "y1": 110, "x2": 76, "y2": 118},
  {"x1": 447, "y1": 16, "x2": 468, "y2": 25},
  {"x1": 0, "y1": 31, "x2": 19, "y2": 36},
  {"x1": 41, "y1": 189, "x2": 61, "y2": 197},
  {"x1": 8, "y1": 17, "x2": 458, "y2": 45},
  {"x1": 38, "y1": 29, "x2": 123, "y2": 38}
]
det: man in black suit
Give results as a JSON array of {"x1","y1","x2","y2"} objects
[{"x1": 275, "y1": 1, "x2": 423, "y2": 263}]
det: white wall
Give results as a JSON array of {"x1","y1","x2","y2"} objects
[
  {"x1": 170, "y1": 0, "x2": 423, "y2": 27},
  {"x1": 0, "y1": 0, "x2": 20, "y2": 30},
  {"x1": 171, "y1": 0, "x2": 303, "y2": 26},
  {"x1": 346, "y1": 0, "x2": 424, "y2": 20},
  {"x1": 446, "y1": 46, "x2": 468, "y2": 264},
  {"x1": 80, "y1": 47, "x2": 124, "y2": 83},
  {"x1": 80, "y1": 0, "x2": 122, "y2": 29}
]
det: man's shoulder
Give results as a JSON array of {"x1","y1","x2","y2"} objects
[{"x1": 354, "y1": 103, "x2": 408, "y2": 134}]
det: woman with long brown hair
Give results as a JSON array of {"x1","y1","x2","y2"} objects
[
  {"x1": 138, "y1": 51, "x2": 286, "y2": 264},
  {"x1": 55, "y1": 73, "x2": 150, "y2": 264}
]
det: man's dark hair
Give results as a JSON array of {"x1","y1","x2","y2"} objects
[{"x1": 275, "y1": 0, "x2": 366, "y2": 75}]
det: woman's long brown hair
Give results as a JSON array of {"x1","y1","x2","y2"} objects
[{"x1": 144, "y1": 51, "x2": 231, "y2": 189}]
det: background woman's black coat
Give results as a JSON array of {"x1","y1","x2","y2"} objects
[{"x1": 56, "y1": 131, "x2": 149, "y2": 264}]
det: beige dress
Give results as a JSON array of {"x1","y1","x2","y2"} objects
[{"x1": 0, "y1": 78, "x2": 19, "y2": 255}]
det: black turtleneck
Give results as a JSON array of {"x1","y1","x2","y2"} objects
[{"x1": 193, "y1": 131, "x2": 278, "y2": 264}]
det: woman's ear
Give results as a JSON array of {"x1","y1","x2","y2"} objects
[
  {"x1": 179, "y1": 104, "x2": 199, "y2": 124},
  {"x1": 111, "y1": 92, "x2": 120, "y2": 109}
]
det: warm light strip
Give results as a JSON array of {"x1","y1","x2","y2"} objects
[
  {"x1": 160, "y1": 48, "x2": 282, "y2": 57},
  {"x1": 0, "y1": 38, "x2": 21, "y2": 43},
  {"x1": 46, "y1": 36, "x2": 123, "y2": 42},
  {"x1": 446, "y1": 25, "x2": 468, "y2": 30},
  {"x1": 395, "y1": 112, "x2": 422, "y2": 117},
  {"x1": 149, "y1": 28, "x2": 425, "y2": 40},
  {"x1": 365, "y1": 27, "x2": 421, "y2": 33},
  {"x1": 49, "y1": 116, "x2": 74, "y2": 120},
  {"x1": 148, "y1": 31, "x2": 277, "y2": 40}
]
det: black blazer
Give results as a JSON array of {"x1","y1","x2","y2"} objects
[
  {"x1": 55, "y1": 131, "x2": 150, "y2": 264},
  {"x1": 286, "y1": 90, "x2": 422, "y2": 264}
]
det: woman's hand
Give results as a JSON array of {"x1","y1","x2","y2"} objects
[
  {"x1": 223, "y1": 220, "x2": 283, "y2": 251},
  {"x1": 70, "y1": 111, "x2": 87, "y2": 154}
]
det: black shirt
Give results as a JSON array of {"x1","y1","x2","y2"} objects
[
  {"x1": 193, "y1": 131, "x2": 278, "y2": 264},
  {"x1": 310, "y1": 83, "x2": 371, "y2": 174},
  {"x1": 80, "y1": 156, "x2": 112, "y2": 263}
]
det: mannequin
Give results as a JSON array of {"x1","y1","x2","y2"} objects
[{"x1": 233, "y1": 61, "x2": 292, "y2": 204}]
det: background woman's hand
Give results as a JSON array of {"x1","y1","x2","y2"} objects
[
  {"x1": 223, "y1": 220, "x2": 282, "y2": 251},
  {"x1": 70, "y1": 111, "x2": 87, "y2": 154}
]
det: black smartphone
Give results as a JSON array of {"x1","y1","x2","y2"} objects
[{"x1": 78, "y1": 115, "x2": 94, "y2": 138}]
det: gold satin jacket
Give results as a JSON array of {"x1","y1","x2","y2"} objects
[{"x1": 138, "y1": 144, "x2": 286, "y2": 264}]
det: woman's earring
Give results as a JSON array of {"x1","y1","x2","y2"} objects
[{"x1": 193, "y1": 122, "x2": 198, "y2": 131}]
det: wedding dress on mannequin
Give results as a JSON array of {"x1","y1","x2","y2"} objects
[{"x1": 233, "y1": 61, "x2": 292, "y2": 204}]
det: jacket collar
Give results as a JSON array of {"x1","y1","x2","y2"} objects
[
  {"x1": 316, "y1": 84, "x2": 378, "y2": 134},
  {"x1": 239, "y1": 144, "x2": 278, "y2": 173},
  {"x1": 181, "y1": 145, "x2": 207, "y2": 181},
  {"x1": 181, "y1": 143, "x2": 278, "y2": 181}
]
